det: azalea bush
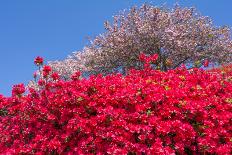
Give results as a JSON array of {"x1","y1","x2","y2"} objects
[
  {"x1": 0, "y1": 54, "x2": 232, "y2": 154},
  {"x1": 209, "y1": 64, "x2": 232, "y2": 75}
]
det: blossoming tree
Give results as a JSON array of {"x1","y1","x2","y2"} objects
[{"x1": 49, "y1": 4, "x2": 232, "y2": 78}]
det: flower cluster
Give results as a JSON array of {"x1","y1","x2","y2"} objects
[
  {"x1": 42, "y1": 65, "x2": 52, "y2": 78},
  {"x1": 11, "y1": 83, "x2": 25, "y2": 97},
  {"x1": 34, "y1": 56, "x2": 44, "y2": 66},
  {"x1": 29, "y1": 59, "x2": 61, "y2": 91},
  {"x1": 0, "y1": 54, "x2": 231, "y2": 154},
  {"x1": 139, "y1": 53, "x2": 159, "y2": 64}
]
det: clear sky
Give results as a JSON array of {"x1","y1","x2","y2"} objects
[{"x1": 0, "y1": 0, "x2": 231, "y2": 96}]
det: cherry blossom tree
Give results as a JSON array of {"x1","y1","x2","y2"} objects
[{"x1": 49, "y1": 4, "x2": 232, "y2": 78}]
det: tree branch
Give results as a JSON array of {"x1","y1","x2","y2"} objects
[{"x1": 173, "y1": 57, "x2": 190, "y2": 69}]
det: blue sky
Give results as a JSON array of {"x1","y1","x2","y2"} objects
[{"x1": 0, "y1": 0, "x2": 231, "y2": 96}]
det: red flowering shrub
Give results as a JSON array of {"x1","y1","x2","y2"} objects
[
  {"x1": 209, "y1": 64, "x2": 232, "y2": 76},
  {"x1": 0, "y1": 55, "x2": 231, "y2": 154}
]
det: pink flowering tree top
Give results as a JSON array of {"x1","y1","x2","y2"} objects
[{"x1": 49, "y1": 4, "x2": 232, "y2": 78}]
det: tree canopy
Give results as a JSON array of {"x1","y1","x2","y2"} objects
[{"x1": 49, "y1": 4, "x2": 232, "y2": 78}]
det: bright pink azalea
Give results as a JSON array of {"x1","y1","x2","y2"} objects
[
  {"x1": 43, "y1": 65, "x2": 52, "y2": 73},
  {"x1": 42, "y1": 65, "x2": 52, "y2": 77},
  {"x1": 0, "y1": 54, "x2": 231, "y2": 154},
  {"x1": 38, "y1": 79, "x2": 45, "y2": 86},
  {"x1": 139, "y1": 53, "x2": 146, "y2": 61},
  {"x1": 150, "y1": 53, "x2": 159, "y2": 63},
  {"x1": 51, "y1": 72, "x2": 59, "y2": 81},
  {"x1": 11, "y1": 83, "x2": 25, "y2": 96},
  {"x1": 71, "y1": 71, "x2": 81, "y2": 81},
  {"x1": 34, "y1": 56, "x2": 44, "y2": 66},
  {"x1": 204, "y1": 59, "x2": 209, "y2": 67}
]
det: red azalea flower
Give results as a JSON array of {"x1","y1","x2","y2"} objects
[
  {"x1": 150, "y1": 53, "x2": 159, "y2": 63},
  {"x1": 204, "y1": 59, "x2": 209, "y2": 67},
  {"x1": 139, "y1": 53, "x2": 159, "y2": 63},
  {"x1": 71, "y1": 71, "x2": 81, "y2": 81},
  {"x1": 139, "y1": 53, "x2": 146, "y2": 62},
  {"x1": 34, "y1": 56, "x2": 44, "y2": 66},
  {"x1": 51, "y1": 72, "x2": 60, "y2": 81},
  {"x1": 12, "y1": 83, "x2": 25, "y2": 96},
  {"x1": 38, "y1": 79, "x2": 45, "y2": 86},
  {"x1": 42, "y1": 65, "x2": 52, "y2": 77},
  {"x1": 43, "y1": 65, "x2": 52, "y2": 73}
]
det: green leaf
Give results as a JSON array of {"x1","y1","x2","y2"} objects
[
  {"x1": 147, "y1": 109, "x2": 152, "y2": 115},
  {"x1": 165, "y1": 86, "x2": 171, "y2": 90}
]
